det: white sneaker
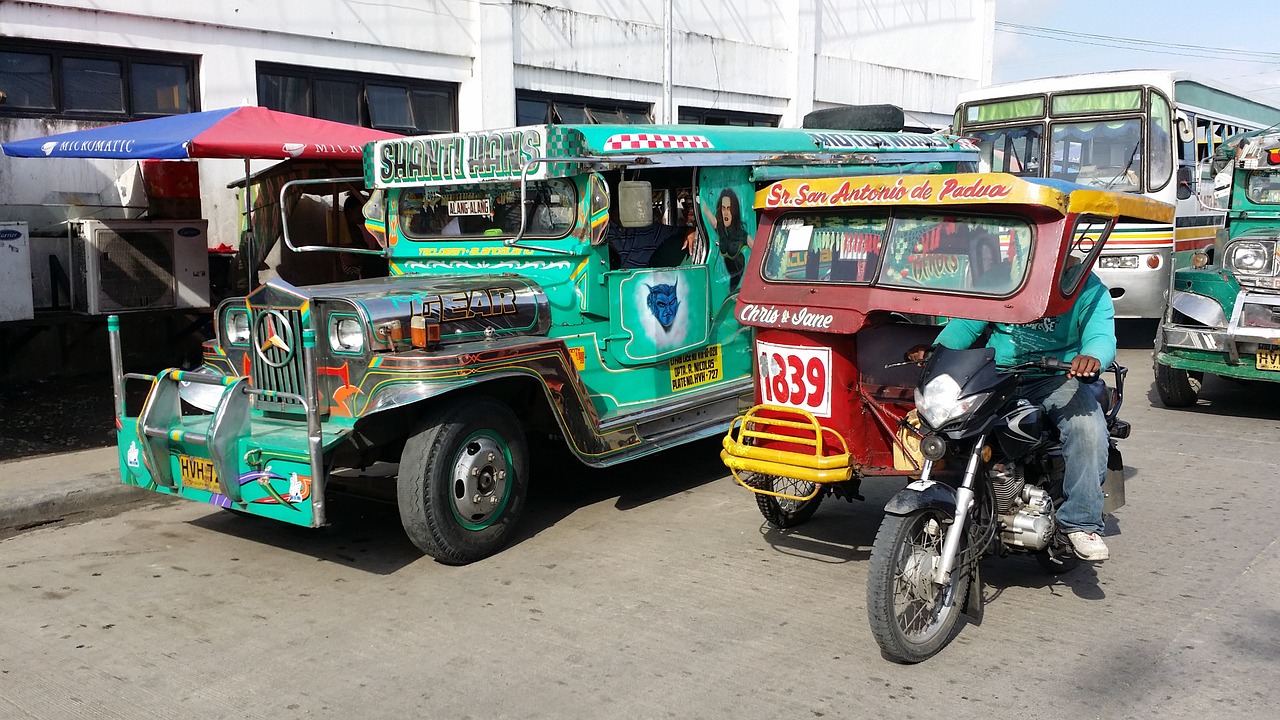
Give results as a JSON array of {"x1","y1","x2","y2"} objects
[{"x1": 1066, "y1": 531, "x2": 1110, "y2": 561}]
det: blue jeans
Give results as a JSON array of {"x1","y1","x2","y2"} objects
[{"x1": 1017, "y1": 374, "x2": 1107, "y2": 535}]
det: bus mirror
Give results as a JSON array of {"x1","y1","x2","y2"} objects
[
  {"x1": 1176, "y1": 166, "x2": 1194, "y2": 201},
  {"x1": 618, "y1": 180, "x2": 653, "y2": 228},
  {"x1": 1175, "y1": 112, "x2": 1195, "y2": 144}
]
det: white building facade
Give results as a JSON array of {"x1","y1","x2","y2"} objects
[{"x1": 0, "y1": 0, "x2": 994, "y2": 250}]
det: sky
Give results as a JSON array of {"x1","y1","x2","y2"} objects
[{"x1": 994, "y1": 0, "x2": 1280, "y2": 100}]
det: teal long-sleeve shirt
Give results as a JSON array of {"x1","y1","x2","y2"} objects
[{"x1": 934, "y1": 272, "x2": 1117, "y2": 369}]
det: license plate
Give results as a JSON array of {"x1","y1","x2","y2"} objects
[
  {"x1": 179, "y1": 455, "x2": 220, "y2": 493},
  {"x1": 1257, "y1": 345, "x2": 1280, "y2": 371}
]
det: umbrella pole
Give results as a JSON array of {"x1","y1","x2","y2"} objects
[{"x1": 242, "y1": 158, "x2": 253, "y2": 291}]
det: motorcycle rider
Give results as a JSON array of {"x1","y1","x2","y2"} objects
[{"x1": 908, "y1": 259, "x2": 1115, "y2": 561}]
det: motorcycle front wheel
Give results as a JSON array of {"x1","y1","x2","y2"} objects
[{"x1": 866, "y1": 508, "x2": 969, "y2": 663}]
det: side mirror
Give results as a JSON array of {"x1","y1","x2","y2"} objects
[
  {"x1": 1175, "y1": 112, "x2": 1195, "y2": 144},
  {"x1": 1176, "y1": 166, "x2": 1194, "y2": 201},
  {"x1": 618, "y1": 180, "x2": 653, "y2": 228},
  {"x1": 588, "y1": 174, "x2": 610, "y2": 246}
]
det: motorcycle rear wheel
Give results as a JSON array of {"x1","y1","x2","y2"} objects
[{"x1": 866, "y1": 508, "x2": 969, "y2": 663}]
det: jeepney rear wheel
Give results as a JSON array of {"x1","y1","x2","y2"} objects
[
  {"x1": 752, "y1": 474, "x2": 824, "y2": 528},
  {"x1": 1154, "y1": 362, "x2": 1202, "y2": 408},
  {"x1": 397, "y1": 396, "x2": 529, "y2": 565}
]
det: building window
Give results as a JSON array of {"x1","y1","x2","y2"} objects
[
  {"x1": 678, "y1": 107, "x2": 779, "y2": 127},
  {"x1": 257, "y1": 63, "x2": 457, "y2": 134},
  {"x1": 515, "y1": 91, "x2": 652, "y2": 125},
  {"x1": 0, "y1": 40, "x2": 196, "y2": 120}
]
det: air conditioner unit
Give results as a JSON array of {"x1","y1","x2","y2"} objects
[
  {"x1": 69, "y1": 219, "x2": 210, "y2": 314},
  {"x1": 0, "y1": 221, "x2": 34, "y2": 322}
]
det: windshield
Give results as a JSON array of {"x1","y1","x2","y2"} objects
[
  {"x1": 762, "y1": 211, "x2": 1033, "y2": 296},
  {"x1": 1049, "y1": 118, "x2": 1143, "y2": 191},
  {"x1": 970, "y1": 125, "x2": 1043, "y2": 175},
  {"x1": 1246, "y1": 170, "x2": 1280, "y2": 204},
  {"x1": 398, "y1": 179, "x2": 576, "y2": 240}
]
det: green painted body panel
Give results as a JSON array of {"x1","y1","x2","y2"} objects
[
  {"x1": 116, "y1": 414, "x2": 347, "y2": 528},
  {"x1": 1155, "y1": 348, "x2": 1280, "y2": 382},
  {"x1": 1171, "y1": 266, "x2": 1238, "y2": 317}
]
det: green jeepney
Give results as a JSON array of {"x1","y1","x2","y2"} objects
[
  {"x1": 109, "y1": 123, "x2": 977, "y2": 563},
  {"x1": 1154, "y1": 128, "x2": 1280, "y2": 405}
]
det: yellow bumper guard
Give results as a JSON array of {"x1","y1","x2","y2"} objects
[{"x1": 720, "y1": 404, "x2": 853, "y2": 501}]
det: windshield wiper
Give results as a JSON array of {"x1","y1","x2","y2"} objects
[{"x1": 1104, "y1": 141, "x2": 1142, "y2": 190}]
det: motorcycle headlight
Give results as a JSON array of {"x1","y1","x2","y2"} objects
[
  {"x1": 1226, "y1": 241, "x2": 1274, "y2": 275},
  {"x1": 329, "y1": 316, "x2": 365, "y2": 353},
  {"x1": 914, "y1": 374, "x2": 990, "y2": 429},
  {"x1": 225, "y1": 309, "x2": 250, "y2": 345}
]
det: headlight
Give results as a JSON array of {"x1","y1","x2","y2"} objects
[
  {"x1": 1227, "y1": 241, "x2": 1274, "y2": 275},
  {"x1": 914, "y1": 373, "x2": 990, "y2": 429},
  {"x1": 329, "y1": 316, "x2": 365, "y2": 353},
  {"x1": 225, "y1": 310, "x2": 250, "y2": 345}
]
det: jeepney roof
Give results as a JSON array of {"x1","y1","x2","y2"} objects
[
  {"x1": 364, "y1": 124, "x2": 977, "y2": 190},
  {"x1": 754, "y1": 172, "x2": 1174, "y2": 224}
]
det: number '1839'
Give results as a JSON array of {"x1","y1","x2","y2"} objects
[{"x1": 755, "y1": 340, "x2": 832, "y2": 417}]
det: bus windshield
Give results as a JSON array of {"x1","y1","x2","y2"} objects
[
  {"x1": 1049, "y1": 118, "x2": 1143, "y2": 191},
  {"x1": 398, "y1": 179, "x2": 577, "y2": 241},
  {"x1": 970, "y1": 125, "x2": 1043, "y2": 175}
]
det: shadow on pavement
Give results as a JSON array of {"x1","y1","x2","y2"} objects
[
  {"x1": 185, "y1": 436, "x2": 732, "y2": 575},
  {"x1": 1143, "y1": 370, "x2": 1280, "y2": 421},
  {"x1": 754, "y1": 479, "x2": 903, "y2": 565},
  {"x1": 979, "y1": 553, "x2": 1106, "y2": 602},
  {"x1": 186, "y1": 492, "x2": 423, "y2": 575}
]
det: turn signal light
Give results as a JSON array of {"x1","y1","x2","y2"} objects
[
  {"x1": 1146, "y1": 255, "x2": 1161, "y2": 269},
  {"x1": 1191, "y1": 251, "x2": 1210, "y2": 269},
  {"x1": 410, "y1": 315, "x2": 441, "y2": 349}
]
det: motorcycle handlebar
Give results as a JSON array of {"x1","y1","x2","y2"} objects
[{"x1": 1003, "y1": 356, "x2": 1100, "y2": 380}]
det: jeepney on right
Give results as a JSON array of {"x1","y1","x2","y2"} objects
[{"x1": 1154, "y1": 129, "x2": 1280, "y2": 406}]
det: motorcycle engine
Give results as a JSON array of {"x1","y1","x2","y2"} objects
[
  {"x1": 989, "y1": 463, "x2": 1025, "y2": 514},
  {"x1": 997, "y1": 480, "x2": 1055, "y2": 551}
]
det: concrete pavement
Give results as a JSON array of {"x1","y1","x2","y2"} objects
[{"x1": 0, "y1": 446, "x2": 151, "y2": 532}]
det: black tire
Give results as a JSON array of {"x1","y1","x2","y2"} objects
[
  {"x1": 751, "y1": 474, "x2": 824, "y2": 528},
  {"x1": 397, "y1": 396, "x2": 529, "y2": 565},
  {"x1": 1154, "y1": 362, "x2": 1202, "y2": 408},
  {"x1": 866, "y1": 509, "x2": 969, "y2": 664}
]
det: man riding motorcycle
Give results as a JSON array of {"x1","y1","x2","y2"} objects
[{"x1": 908, "y1": 263, "x2": 1115, "y2": 561}]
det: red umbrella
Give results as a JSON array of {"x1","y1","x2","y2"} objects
[{"x1": 1, "y1": 105, "x2": 399, "y2": 160}]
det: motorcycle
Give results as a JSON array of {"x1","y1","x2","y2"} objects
[{"x1": 865, "y1": 346, "x2": 1129, "y2": 663}]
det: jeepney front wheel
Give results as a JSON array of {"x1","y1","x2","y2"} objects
[
  {"x1": 398, "y1": 396, "x2": 529, "y2": 565},
  {"x1": 1154, "y1": 362, "x2": 1202, "y2": 408}
]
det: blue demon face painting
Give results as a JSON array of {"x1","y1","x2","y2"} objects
[{"x1": 646, "y1": 282, "x2": 680, "y2": 329}]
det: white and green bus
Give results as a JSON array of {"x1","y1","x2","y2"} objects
[{"x1": 954, "y1": 70, "x2": 1280, "y2": 319}]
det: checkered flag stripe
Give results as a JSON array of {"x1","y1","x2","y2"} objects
[{"x1": 603, "y1": 134, "x2": 714, "y2": 151}]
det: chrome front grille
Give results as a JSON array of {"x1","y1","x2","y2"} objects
[{"x1": 248, "y1": 306, "x2": 306, "y2": 412}]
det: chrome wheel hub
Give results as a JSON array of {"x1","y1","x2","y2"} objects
[{"x1": 451, "y1": 435, "x2": 508, "y2": 525}]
